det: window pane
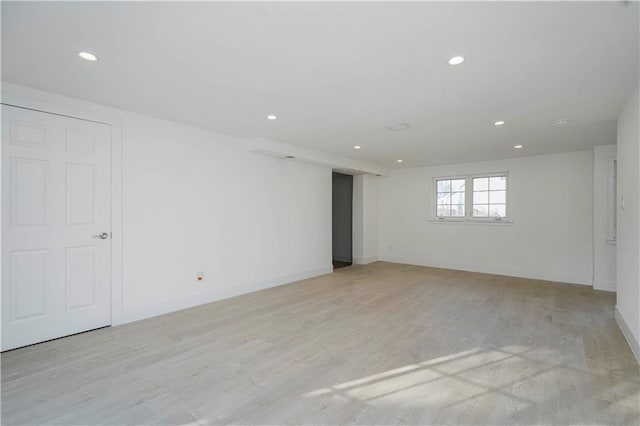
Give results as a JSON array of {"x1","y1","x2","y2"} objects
[
  {"x1": 437, "y1": 192, "x2": 451, "y2": 204},
  {"x1": 490, "y1": 204, "x2": 506, "y2": 217},
  {"x1": 451, "y1": 191, "x2": 465, "y2": 204},
  {"x1": 473, "y1": 204, "x2": 489, "y2": 217},
  {"x1": 473, "y1": 191, "x2": 488, "y2": 204},
  {"x1": 451, "y1": 179, "x2": 466, "y2": 192},
  {"x1": 489, "y1": 190, "x2": 506, "y2": 204},
  {"x1": 437, "y1": 180, "x2": 451, "y2": 192},
  {"x1": 437, "y1": 205, "x2": 450, "y2": 216},
  {"x1": 473, "y1": 177, "x2": 489, "y2": 191},
  {"x1": 489, "y1": 176, "x2": 506, "y2": 190},
  {"x1": 451, "y1": 205, "x2": 465, "y2": 217}
]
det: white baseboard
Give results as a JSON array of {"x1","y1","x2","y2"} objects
[
  {"x1": 353, "y1": 256, "x2": 378, "y2": 265},
  {"x1": 593, "y1": 279, "x2": 616, "y2": 292},
  {"x1": 379, "y1": 255, "x2": 593, "y2": 286},
  {"x1": 114, "y1": 265, "x2": 333, "y2": 326},
  {"x1": 615, "y1": 306, "x2": 640, "y2": 364}
]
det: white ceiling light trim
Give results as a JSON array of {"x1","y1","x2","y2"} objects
[
  {"x1": 494, "y1": 120, "x2": 505, "y2": 126},
  {"x1": 553, "y1": 119, "x2": 571, "y2": 126},
  {"x1": 448, "y1": 56, "x2": 465, "y2": 65},
  {"x1": 78, "y1": 51, "x2": 98, "y2": 62},
  {"x1": 514, "y1": 144, "x2": 523, "y2": 149},
  {"x1": 267, "y1": 115, "x2": 278, "y2": 120}
]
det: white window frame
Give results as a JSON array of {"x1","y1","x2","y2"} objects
[{"x1": 432, "y1": 172, "x2": 511, "y2": 223}]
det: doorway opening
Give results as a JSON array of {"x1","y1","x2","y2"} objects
[{"x1": 332, "y1": 172, "x2": 353, "y2": 269}]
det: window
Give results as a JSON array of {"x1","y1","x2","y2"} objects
[
  {"x1": 434, "y1": 173, "x2": 509, "y2": 222},
  {"x1": 472, "y1": 176, "x2": 506, "y2": 218},
  {"x1": 436, "y1": 178, "x2": 466, "y2": 217}
]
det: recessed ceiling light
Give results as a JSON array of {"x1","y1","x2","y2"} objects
[
  {"x1": 494, "y1": 120, "x2": 505, "y2": 126},
  {"x1": 397, "y1": 159, "x2": 403, "y2": 163},
  {"x1": 354, "y1": 146, "x2": 361, "y2": 149},
  {"x1": 267, "y1": 115, "x2": 277, "y2": 120},
  {"x1": 448, "y1": 56, "x2": 465, "y2": 65},
  {"x1": 553, "y1": 119, "x2": 571, "y2": 126},
  {"x1": 514, "y1": 145, "x2": 523, "y2": 149},
  {"x1": 78, "y1": 51, "x2": 98, "y2": 62}
]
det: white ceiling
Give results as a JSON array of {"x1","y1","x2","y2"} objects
[{"x1": 2, "y1": 1, "x2": 638, "y2": 168}]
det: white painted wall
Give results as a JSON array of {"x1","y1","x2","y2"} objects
[
  {"x1": 615, "y1": 83, "x2": 640, "y2": 362},
  {"x1": 121, "y1": 113, "x2": 333, "y2": 321},
  {"x1": 1, "y1": 83, "x2": 337, "y2": 326},
  {"x1": 353, "y1": 174, "x2": 379, "y2": 264},
  {"x1": 593, "y1": 145, "x2": 617, "y2": 292},
  {"x1": 378, "y1": 151, "x2": 594, "y2": 285}
]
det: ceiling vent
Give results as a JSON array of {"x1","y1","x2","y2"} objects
[{"x1": 387, "y1": 122, "x2": 411, "y2": 131}]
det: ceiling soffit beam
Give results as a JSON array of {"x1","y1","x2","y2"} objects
[{"x1": 248, "y1": 138, "x2": 388, "y2": 176}]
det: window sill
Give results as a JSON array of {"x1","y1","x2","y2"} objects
[{"x1": 429, "y1": 219, "x2": 513, "y2": 226}]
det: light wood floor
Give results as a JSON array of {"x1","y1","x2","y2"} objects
[{"x1": 2, "y1": 262, "x2": 639, "y2": 425}]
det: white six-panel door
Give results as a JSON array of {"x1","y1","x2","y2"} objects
[{"x1": 2, "y1": 105, "x2": 112, "y2": 351}]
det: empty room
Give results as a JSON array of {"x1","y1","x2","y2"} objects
[{"x1": 1, "y1": 1, "x2": 639, "y2": 425}]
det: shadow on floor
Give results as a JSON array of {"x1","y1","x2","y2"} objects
[{"x1": 333, "y1": 260, "x2": 352, "y2": 269}]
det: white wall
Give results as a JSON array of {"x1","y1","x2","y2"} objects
[
  {"x1": 593, "y1": 145, "x2": 617, "y2": 292},
  {"x1": 616, "y1": 83, "x2": 640, "y2": 362},
  {"x1": 1, "y1": 83, "x2": 337, "y2": 325},
  {"x1": 121, "y1": 113, "x2": 333, "y2": 321},
  {"x1": 378, "y1": 151, "x2": 594, "y2": 285},
  {"x1": 353, "y1": 174, "x2": 379, "y2": 264}
]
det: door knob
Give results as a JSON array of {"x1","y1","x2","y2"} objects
[{"x1": 92, "y1": 232, "x2": 109, "y2": 240}]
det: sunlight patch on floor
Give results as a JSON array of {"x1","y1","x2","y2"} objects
[{"x1": 304, "y1": 347, "x2": 540, "y2": 404}]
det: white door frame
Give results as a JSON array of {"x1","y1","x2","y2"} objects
[{"x1": 1, "y1": 82, "x2": 125, "y2": 325}]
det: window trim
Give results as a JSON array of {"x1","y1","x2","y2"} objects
[{"x1": 432, "y1": 172, "x2": 511, "y2": 223}]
